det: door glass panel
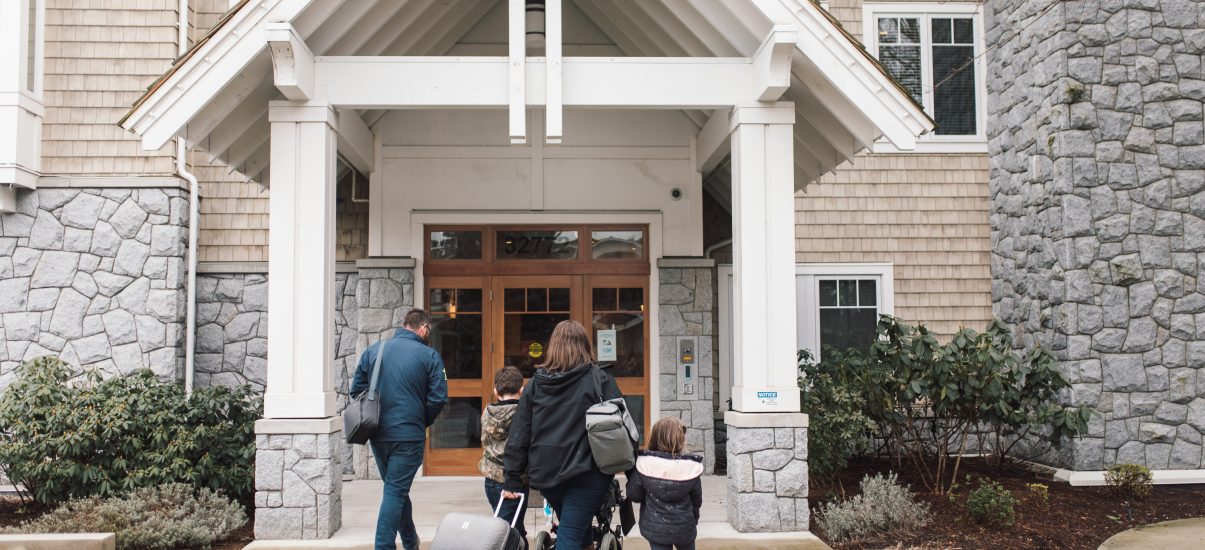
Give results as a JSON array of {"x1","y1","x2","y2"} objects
[
  {"x1": 431, "y1": 397, "x2": 483, "y2": 449},
  {"x1": 430, "y1": 231, "x2": 483, "y2": 260},
  {"x1": 592, "y1": 231, "x2": 643, "y2": 260},
  {"x1": 592, "y1": 287, "x2": 645, "y2": 378},
  {"x1": 497, "y1": 230, "x2": 579, "y2": 260},
  {"x1": 503, "y1": 286, "x2": 573, "y2": 378},
  {"x1": 428, "y1": 288, "x2": 483, "y2": 379}
]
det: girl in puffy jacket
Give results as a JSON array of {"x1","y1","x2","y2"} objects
[{"x1": 627, "y1": 416, "x2": 703, "y2": 550}]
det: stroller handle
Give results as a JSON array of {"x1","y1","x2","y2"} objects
[{"x1": 494, "y1": 492, "x2": 527, "y2": 528}]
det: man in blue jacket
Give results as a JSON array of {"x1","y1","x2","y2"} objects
[{"x1": 351, "y1": 308, "x2": 448, "y2": 550}]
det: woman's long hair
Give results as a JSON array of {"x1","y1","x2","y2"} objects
[{"x1": 537, "y1": 320, "x2": 594, "y2": 373}]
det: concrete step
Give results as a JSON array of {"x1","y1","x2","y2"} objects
[{"x1": 244, "y1": 535, "x2": 829, "y2": 550}]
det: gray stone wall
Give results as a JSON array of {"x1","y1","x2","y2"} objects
[
  {"x1": 987, "y1": 0, "x2": 1205, "y2": 469},
  {"x1": 658, "y1": 261, "x2": 717, "y2": 473},
  {"x1": 254, "y1": 430, "x2": 343, "y2": 540},
  {"x1": 1, "y1": 187, "x2": 189, "y2": 387},
  {"x1": 725, "y1": 414, "x2": 808, "y2": 533}
]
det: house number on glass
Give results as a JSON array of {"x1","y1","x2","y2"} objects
[{"x1": 503, "y1": 235, "x2": 555, "y2": 256}]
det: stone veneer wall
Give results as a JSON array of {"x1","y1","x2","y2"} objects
[
  {"x1": 1, "y1": 187, "x2": 189, "y2": 386},
  {"x1": 724, "y1": 413, "x2": 809, "y2": 533},
  {"x1": 987, "y1": 0, "x2": 1205, "y2": 469},
  {"x1": 658, "y1": 260, "x2": 716, "y2": 473},
  {"x1": 254, "y1": 429, "x2": 343, "y2": 539},
  {"x1": 195, "y1": 269, "x2": 362, "y2": 475}
]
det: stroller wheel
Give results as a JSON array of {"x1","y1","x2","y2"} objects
[
  {"x1": 598, "y1": 531, "x2": 619, "y2": 550},
  {"x1": 534, "y1": 530, "x2": 553, "y2": 550}
]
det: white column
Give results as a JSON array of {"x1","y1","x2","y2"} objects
[
  {"x1": 264, "y1": 101, "x2": 338, "y2": 419},
  {"x1": 730, "y1": 103, "x2": 801, "y2": 413}
]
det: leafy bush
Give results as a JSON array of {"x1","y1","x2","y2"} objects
[
  {"x1": 965, "y1": 478, "x2": 1017, "y2": 528},
  {"x1": 0, "y1": 357, "x2": 261, "y2": 505},
  {"x1": 1105, "y1": 463, "x2": 1153, "y2": 500},
  {"x1": 797, "y1": 348, "x2": 875, "y2": 477},
  {"x1": 860, "y1": 317, "x2": 1091, "y2": 494},
  {"x1": 2, "y1": 483, "x2": 246, "y2": 550},
  {"x1": 817, "y1": 472, "x2": 931, "y2": 542},
  {"x1": 1026, "y1": 482, "x2": 1049, "y2": 505}
]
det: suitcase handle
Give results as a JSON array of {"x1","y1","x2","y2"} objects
[{"x1": 493, "y1": 492, "x2": 526, "y2": 528}]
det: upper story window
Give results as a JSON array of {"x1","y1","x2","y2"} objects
[{"x1": 863, "y1": 3, "x2": 985, "y2": 152}]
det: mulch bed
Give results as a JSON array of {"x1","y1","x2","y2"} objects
[{"x1": 809, "y1": 458, "x2": 1205, "y2": 550}]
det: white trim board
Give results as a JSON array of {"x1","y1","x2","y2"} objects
[{"x1": 795, "y1": 262, "x2": 895, "y2": 358}]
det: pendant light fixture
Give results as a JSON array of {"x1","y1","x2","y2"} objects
[{"x1": 526, "y1": 0, "x2": 545, "y2": 50}]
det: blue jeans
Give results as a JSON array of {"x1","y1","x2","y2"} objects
[
  {"x1": 540, "y1": 469, "x2": 613, "y2": 550},
  {"x1": 370, "y1": 440, "x2": 424, "y2": 550},
  {"x1": 649, "y1": 543, "x2": 696, "y2": 550},
  {"x1": 485, "y1": 478, "x2": 528, "y2": 540}
]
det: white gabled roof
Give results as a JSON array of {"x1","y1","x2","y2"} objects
[{"x1": 121, "y1": 0, "x2": 933, "y2": 186}]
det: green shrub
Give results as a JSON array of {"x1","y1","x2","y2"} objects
[
  {"x1": 797, "y1": 348, "x2": 875, "y2": 477},
  {"x1": 2, "y1": 483, "x2": 246, "y2": 550},
  {"x1": 965, "y1": 478, "x2": 1017, "y2": 528},
  {"x1": 1105, "y1": 463, "x2": 1153, "y2": 500},
  {"x1": 0, "y1": 357, "x2": 261, "y2": 505},
  {"x1": 861, "y1": 317, "x2": 1091, "y2": 494},
  {"x1": 817, "y1": 472, "x2": 931, "y2": 542}
]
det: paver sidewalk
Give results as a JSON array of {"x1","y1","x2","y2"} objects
[
  {"x1": 245, "y1": 475, "x2": 829, "y2": 549},
  {"x1": 1098, "y1": 518, "x2": 1205, "y2": 549}
]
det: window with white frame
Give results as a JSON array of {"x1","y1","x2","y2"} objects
[
  {"x1": 796, "y1": 264, "x2": 894, "y2": 359},
  {"x1": 864, "y1": 3, "x2": 985, "y2": 150}
]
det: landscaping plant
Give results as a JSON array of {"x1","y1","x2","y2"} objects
[
  {"x1": 965, "y1": 478, "x2": 1017, "y2": 528},
  {"x1": 859, "y1": 317, "x2": 1091, "y2": 494},
  {"x1": 1104, "y1": 463, "x2": 1154, "y2": 500},
  {"x1": 2, "y1": 483, "x2": 246, "y2": 550},
  {"x1": 797, "y1": 348, "x2": 875, "y2": 480},
  {"x1": 817, "y1": 472, "x2": 931, "y2": 543},
  {"x1": 0, "y1": 357, "x2": 261, "y2": 505}
]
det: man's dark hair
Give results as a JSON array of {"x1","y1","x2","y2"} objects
[
  {"x1": 402, "y1": 308, "x2": 432, "y2": 330},
  {"x1": 494, "y1": 366, "x2": 524, "y2": 396}
]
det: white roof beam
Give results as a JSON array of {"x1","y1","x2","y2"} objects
[
  {"x1": 266, "y1": 23, "x2": 315, "y2": 101},
  {"x1": 380, "y1": 0, "x2": 471, "y2": 56},
  {"x1": 290, "y1": 0, "x2": 349, "y2": 37},
  {"x1": 574, "y1": 0, "x2": 660, "y2": 56},
  {"x1": 204, "y1": 82, "x2": 274, "y2": 162},
  {"x1": 626, "y1": 0, "x2": 715, "y2": 57},
  {"x1": 226, "y1": 125, "x2": 270, "y2": 174},
  {"x1": 183, "y1": 55, "x2": 274, "y2": 144},
  {"x1": 305, "y1": 0, "x2": 378, "y2": 54},
  {"x1": 326, "y1": 0, "x2": 412, "y2": 55},
  {"x1": 241, "y1": 142, "x2": 271, "y2": 184},
  {"x1": 659, "y1": 0, "x2": 742, "y2": 56},
  {"x1": 546, "y1": 0, "x2": 563, "y2": 144},
  {"x1": 315, "y1": 57, "x2": 757, "y2": 109},
  {"x1": 792, "y1": 134, "x2": 822, "y2": 189},
  {"x1": 752, "y1": 26, "x2": 796, "y2": 101},
  {"x1": 339, "y1": 0, "x2": 433, "y2": 56},
  {"x1": 684, "y1": 0, "x2": 759, "y2": 55},
  {"x1": 336, "y1": 108, "x2": 374, "y2": 174},
  {"x1": 793, "y1": 111, "x2": 843, "y2": 168},
  {"x1": 508, "y1": 0, "x2": 526, "y2": 144},
  {"x1": 422, "y1": 0, "x2": 501, "y2": 57},
  {"x1": 694, "y1": 108, "x2": 731, "y2": 173}
]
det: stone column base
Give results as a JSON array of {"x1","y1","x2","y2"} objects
[
  {"x1": 724, "y1": 411, "x2": 809, "y2": 532},
  {"x1": 254, "y1": 418, "x2": 344, "y2": 539}
]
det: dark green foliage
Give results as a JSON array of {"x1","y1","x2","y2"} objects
[
  {"x1": 965, "y1": 478, "x2": 1017, "y2": 528},
  {"x1": 2, "y1": 483, "x2": 246, "y2": 550},
  {"x1": 798, "y1": 348, "x2": 875, "y2": 477},
  {"x1": 0, "y1": 357, "x2": 261, "y2": 505},
  {"x1": 798, "y1": 317, "x2": 1091, "y2": 493},
  {"x1": 1105, "y1": 463, "x2": 1153, "y2": 500}
]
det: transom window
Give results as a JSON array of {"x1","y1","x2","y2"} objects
[
  {"x1": 425, "y1": 225, "x2": 649, "y2": 276},
  {"x1": 864, "y1": 4, "x2": 985, "y2": 150}
]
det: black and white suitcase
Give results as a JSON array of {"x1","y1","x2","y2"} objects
[{"x1": 430, "y1": 493, "x2": 526, "y2": 550}]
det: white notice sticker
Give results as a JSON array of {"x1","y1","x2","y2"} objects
[{"x1": 597, "y1": 329, "x2": 617, "y2": 361}]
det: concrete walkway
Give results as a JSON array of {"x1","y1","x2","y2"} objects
[
  {"x1": 245, "y1": 475, "x2": 829, "y2": 549},
  {"x1": 1098, "y1": 518, "x2": 1205, "y2": 549}
]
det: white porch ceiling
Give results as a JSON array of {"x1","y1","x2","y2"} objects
[{"x1": 122, "y1": 0, "x2": 933, "y2": 189}]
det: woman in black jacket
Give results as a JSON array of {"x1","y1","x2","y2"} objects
[
  {"x1": 626, "y1": 417, "x2": 703, "y2": 550},
  {"x1": 502, "y1": 320, "x2": 623, "y2": 550}
]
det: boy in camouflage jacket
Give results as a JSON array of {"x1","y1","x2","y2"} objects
[{"x1": 480, "y1": 366, "x2": 528, "y2": 543}]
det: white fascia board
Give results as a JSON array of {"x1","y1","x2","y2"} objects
[
  {"x1": 750, "y1": 0, "x2": 934, "y2": 148},
  {"x1": 123, "y1": 0, "x2": 317, "y2": 151},
  {"x1": 315, "y1": 57, "x2": 756, "y2": 109}
]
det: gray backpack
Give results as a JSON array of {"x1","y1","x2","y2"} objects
[{"x1": 584, "y1": 366, "x2": 640, "y2": 474}]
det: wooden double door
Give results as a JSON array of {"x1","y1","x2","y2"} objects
[{"x1": 423, "y1": 274, "x2": 649, "y2": 475}]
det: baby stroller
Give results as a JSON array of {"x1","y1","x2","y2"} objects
[{"x1": 532, "y1": 479, "x2": 632, "y2": 550}]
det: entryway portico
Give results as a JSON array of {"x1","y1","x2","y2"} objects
[{"x1": 121, "y1": 0, "x2": 931, "y2": 540}]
